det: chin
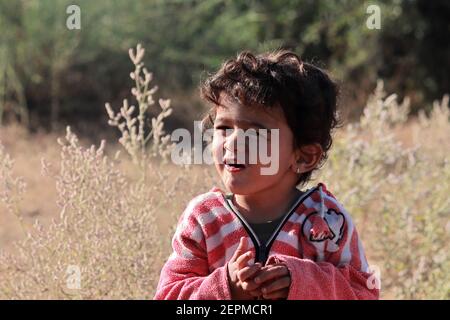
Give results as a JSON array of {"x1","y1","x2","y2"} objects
[
  {"x1": 218, "y1": 166, "x2": 280, "y2": 195},
  {"x1": 223, "y1": 180, "x2": 249, "y2": 194},
  {"x1": 227, "y1": 185, "x2": 250, "y2": 195},
  {"x1": 224, "y1": 179, "x2": 265, "y2": 195}
]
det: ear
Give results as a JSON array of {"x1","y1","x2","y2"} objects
[{"x1": 291, "y1": 144, "x2": 323, "y2": 174}]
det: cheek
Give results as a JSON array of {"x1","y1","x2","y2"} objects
[
  {"x1": 211, "y1": 133, "x2": 224, "y2": 162},
  {"x1": 265, "y1": 131, "x2": 293, "y2": 156},
  {"x1": 278, "y1": 144, "x2": 294, "y2": 168},
  {"x1": 266, "y1": 130, "x2": 294, "y2": 170}
]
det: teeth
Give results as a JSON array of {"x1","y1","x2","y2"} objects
[
  {"x1": 225, "y1": 160, "x2": 242, "y2": 165},
  {"x1": 226, "y1": 163, "x2": 245, "y2": 168},
  {"x1": 223, "y1": 159, "x2": 246, "y2": 168}
]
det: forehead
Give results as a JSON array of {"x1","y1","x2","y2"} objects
[{"x1": 214, "y1": 94, "x2": 285, "y2": 127}]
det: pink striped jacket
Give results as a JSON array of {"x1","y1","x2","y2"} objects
[{"x1": 154, "y1": 183, "x2": 379, "y2": 300}]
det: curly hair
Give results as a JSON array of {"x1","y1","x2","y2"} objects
[{"x1": 200, "y1": 50, "x2": 340, "y2": 185}]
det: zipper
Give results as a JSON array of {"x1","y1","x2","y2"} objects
[
  {"x1": 223, "y1": 196, "x2": 263, "y2": 262},
  {"x1": 223, "y1": 186, "x2": 318, "y2": 265},
  {"x1": 264, "y1": 187, "x2": 318, "y2": 257}
]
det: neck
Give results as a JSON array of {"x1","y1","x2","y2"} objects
[{"x1": 233, "y1": 184, "x2": 302, "y2": 224}]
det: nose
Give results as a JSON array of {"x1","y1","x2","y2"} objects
[
  {"x1": 223, "y1": 128, "x2": 248, "y2": 156},
  {"x1": 224, "y1": 128, "x2": 240, "y2": 152}
]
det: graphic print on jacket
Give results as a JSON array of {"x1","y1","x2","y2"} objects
[
  {"x1": 154, "y1": 182, "x2": 379, "y2": 300},
  {"x1": 302, "y1": 209, "x2": 346, "y2": 251}
]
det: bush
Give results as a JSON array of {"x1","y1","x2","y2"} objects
[
  {"x1": 312, "y1": 83, "x2": 449, "y2": 299},
  {"x1": 0, "y1": 47, "x2": 448, "y2": 299}
]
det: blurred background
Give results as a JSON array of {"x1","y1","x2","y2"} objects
[
  {"x1": 1, "y1": 0, "x2": 449, "y2": 137},
  {"x1": 0, "y1": 0, "x2": 449, "y2": 299}
]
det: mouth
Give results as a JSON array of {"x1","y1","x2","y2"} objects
[{"x1": 223, "y1": 159, "x2": 247, "y2": 172}]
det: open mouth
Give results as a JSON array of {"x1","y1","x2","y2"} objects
[{"x1": 224, "y1": 159, "x2": 247, "y2": 172}]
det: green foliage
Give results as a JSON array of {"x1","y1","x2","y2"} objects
[
  {"x1": 0, "y1": 45, "x2": 448, "y2": 298},
  {"x1": 1, "y1": 0, "x2": 448, "y2": 129}
]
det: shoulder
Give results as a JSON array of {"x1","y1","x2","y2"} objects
[
  {"x1": 307, "y1": 183, "x2": 353, "y2": 221},
  {"x1": 183, "y1": 186, "x2": 225, "y2": 214},
  {"x1": 177, "y1": 186, "x2": 228, "y2": 227},
  {"x1": 299, "y1": 183, "x2": 369, "y2": 270},
  {"x1": 301, "y1": 183, "x2": 355, "y2": 245}
]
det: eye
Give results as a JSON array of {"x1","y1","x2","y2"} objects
[{"x1": 253, "y1": 129, "x2": 271, "y2": 139}]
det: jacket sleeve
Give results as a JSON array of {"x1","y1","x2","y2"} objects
[
  {"x1": 267, "y1": 209, "x2": 379, "y2": 300},
  {"x1": 153, "y1": 205, "x2": 232, "y2": 300}
]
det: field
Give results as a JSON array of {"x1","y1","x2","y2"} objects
[{"x1": 0, "y1": 47, "x2": 449, "y2": 299}]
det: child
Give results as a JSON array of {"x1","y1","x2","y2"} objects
[{"x1": 154, "y1": 50, "x2": 379, "y2": 300}]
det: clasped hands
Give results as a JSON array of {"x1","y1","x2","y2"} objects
[{"x1": 228, "y1": 237, "x2": 291, "y2": 300}]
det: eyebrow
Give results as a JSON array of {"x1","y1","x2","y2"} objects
[{"x1": 214, "y1": 117, "x2": 270, "y2": 130}]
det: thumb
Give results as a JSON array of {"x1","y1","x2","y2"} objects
[{"x1": 231, "y1": 237, "x2": 248, "y2": 262}]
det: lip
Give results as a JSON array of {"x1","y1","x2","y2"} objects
[
  {"x1": 224, "y1": 164, "x2": 246, "y2": 172},
  {"x1": 223, "y1": 158, "x2": 247, "y2": 172}
]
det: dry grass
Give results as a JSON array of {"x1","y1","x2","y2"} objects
[{"x1": 0, "y1": 46, "x2": 448, "y2": 299}]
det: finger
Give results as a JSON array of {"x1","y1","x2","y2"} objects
[
  {"x1": 262, "y1": 288, "x2": 289, "y2": 300},
  {"x1": 256, "y1": 263, "x2": 284, "y2": 273},
  {"x1": 230, "y1": 237, "x2": 247, "y2": 262},
  {"x1": 236, "y1": 250, "x2": 254, "y2": 269},
  {"x1": 260, "y1": 276, "x2": 291, "y2": 294},
  {"x1": 241, "y1": 278, "x2": 262, "y2": 292},
  {"x1": 264, "y1": 262, "x2": 285, "y2": 268},
  {"x1": 237, "y1": 263, "x2": 262, "y2": 282},
  {"x1": 249, "y1": 289, "x2": 263, "y2": 298},
  {"x1": 254, "y1": 265, "x2": 289, "y2": 285}
]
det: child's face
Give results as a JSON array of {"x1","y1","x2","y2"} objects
[{"x1": 212, "y1": 95, "x2": 298, "y2": 195}]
